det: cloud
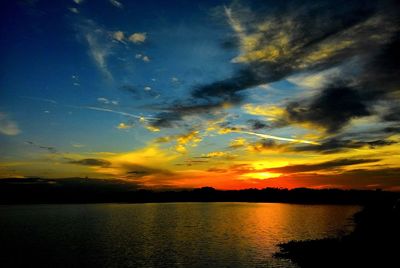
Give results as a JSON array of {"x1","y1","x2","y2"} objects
[
  {"x1": 68, "y1": 158, "x2": 111, "y2": 167},
  {"x1": 246, "y1": 119, "x2": 270, "y2": 130},
  {"x1": 71, "y1": 143, "x2": 85, "y2": 148},
  {"x1": 230, "y1": 137, "x2": 247, "y2": 148},
  {"x1": 295, "y1": 137, "x2": 397, "y2": 154},
  {"x1": 287, "y1": 67, "x2": 342, "y2": 90},
  {"x1": 246, "y1": 139, "x2": 289, "y2": 153},
  {"x1": 78, "y1": 20, "x2": 114, "y2": 79},
  {"x1": 124, "y1": 164, "x2": 173, "y2": 178},
  {"x1": 285, "y1": 84, "x2": 370, "y2": 133},
  {"x1": 109, "y1": 0, "x2": 123, "y2": 9},
  {"x1": 149, "y1": 101, "x2": 230, "y2": 128},
  {"x1": 0, "y1": 113, "x2": 21, "y2": 136},
  {"x1": 25, "y1": 141, "x2": 57, "y2": 153},
  {"x1": 117, "y1": 122, "x2": 134, "y2": 129},
  {"x1": 119, "y1": 84, "x2": 159, "y2": 99},
  {"x1": 154, "y1": 0, "x2": 399, "y2": 135},
  {"x1": 129, "y1": 32, "x2": 146, "y2": 43},
  {"x1": 264, "y1": 158, "x2": 380, "y2": 174},
  {"x1": 68, "y1": 7, "x2": 79, "y2": 14},
  {"x1": 156, "y1": 130, "x2": 203, "y2": 153},
  {"x1": 97, "y1": 97, "x2": 109, "y2": 104},
  {"x1": 112, "y1": 31, "x2": 125, "y2": 42},
  {"x1": 73, "y1": 0, "x2": 84, "y2": 4}
]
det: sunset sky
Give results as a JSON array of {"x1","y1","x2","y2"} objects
[{"x1": 1, "y1": 0, "x2": 399, "y2": 190}]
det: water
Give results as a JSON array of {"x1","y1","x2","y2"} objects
[{"x1": 0, "y1": 203, "x2": 360, "y2": 267}]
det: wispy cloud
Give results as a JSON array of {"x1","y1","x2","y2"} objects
[
  {"x1": 25, "y1": 141, "x2": 57, "y2": 153},
  {"x1": 68, "y1": 7, "x2": 79, "y2": 14},
  {"x1": 0, "y1": 113, "x2": 20, "y2": 136},
  {"x1": 85, "y1": 31, "x2": 112, "y2": 79},
  {"x1": 77, "y1": 20, "x2": 114, "y2": 79},
  {"x1": 97, "y1": 97, "x2": 119, "y2": 105},
  {"x1": 21, "y1": 96, "x2": 57, "y2": 104},
  {"x1": 109, "y1": 0, "x2": 123, "y2": 9}
]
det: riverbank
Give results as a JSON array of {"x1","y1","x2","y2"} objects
[{"x1": 275, "y1": 199, "x2": 400, "y2": 267}]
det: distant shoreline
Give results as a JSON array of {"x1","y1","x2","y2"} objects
[{"x1": 1, "y1": 177, "x2": 399, "y2": 205}]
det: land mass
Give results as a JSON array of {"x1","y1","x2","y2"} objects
[
  {"x1": 0, "y1": 177, "x2": 399, "y2": 204},
  {"x1": 275, "y1": 199, "x2": 400, "y2": 267}
]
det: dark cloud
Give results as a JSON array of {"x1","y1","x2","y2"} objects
[
  {"x1": 152, "y1": 0, "x2": 399, "y2": 134},
  {"x1": 264, "y1": 158, "x2": 380, "y2": 174},
  {"x1": 247, "y1": 139, "x2": 288, "y2": 152},
  {"x1": 124, "y1": 164, "x2": 173, "y2": 178},
  {"x1": 282, "y1": 33, "x2": 400, "y2": 133},
  {"x1": 295, "y1": 138, "x2": 397, "y2": 154},
  {"x1": 69, "y1": 158, "x2": 111, "y2": 167},
  {"x1": 285, "y1": 85, "x2": 370, "y2": 133},
  {"x1": 247, "y1": 119, "x2": 270, "y2": 130},
  {"x1": 25, "y1": 141, "x2": 57, "y2": 153},
  {"x1": 150, "y1": 101, "x2": 227, "y2": 128},
  {"x1": 382, "y1": 106, "x2": 400, "y2": 122},
  {"x1": 383, "y1": 125, "x2": 400, "y2": 133}
]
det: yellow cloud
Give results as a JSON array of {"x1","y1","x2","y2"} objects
[
  {"x1": 175, "y1": 131, "x2": 202, "y2": 153},
  {"x1": 243, "y1": 104, "x2": 285, "y2": 121},
  {"x1": 206, "y1": 151, "x2": 227, "y2": 157},
  {"x1": 230, "y1": 137, "x2": 247, "y2": 148},
  {"x1": 302, "y1": 40, "x2": 354, "y2": 67},
  {"x1": 287, "y1": 67, "x2": 341, "y2": 90},
  {"x1": 117, "y1": 122, "x2": 133, "y2": 129},
  {"x1": 113, "y1": 31, "x2": 125, "y2": 42},
  {"x1": 145, "y1": 125, "x2": 160, "y2": 132},
  {"x1": 129, "y1": 32, "x2": 146, "y2": 43},
  {"x1": 155, "y1": 131, "x2": 203, "y2": 153},
  {"x1": 241, "y1": 172, "x2": 281, "y2": 180}
]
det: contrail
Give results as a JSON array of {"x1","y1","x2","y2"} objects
[
  {"x1": 236, "y1": 131, "x2": 320, "y2": 145},
  {"x1": 21, "y1": 96, "x2": 159, "y2": 121},
  {"x1": 73, "y1": 106, "x2": 159, "y2": 121},
  {"x1": 20, "y1": 96, "x2": 58, "y2": 104}
]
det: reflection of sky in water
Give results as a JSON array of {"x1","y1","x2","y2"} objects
[{"x1": 0, "y1": 203, "x2": 360, "y2": 267}]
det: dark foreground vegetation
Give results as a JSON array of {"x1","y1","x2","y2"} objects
[
  {"x1": 275, "y1": 198, "x2": 400, "y2": 267},
  {"x1": 0, "y1": 177, "x2": 399, "y2": 204}
]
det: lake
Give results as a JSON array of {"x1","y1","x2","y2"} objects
[{"x1": 0, "y1": 203, "x2": 360, "y2": 267}]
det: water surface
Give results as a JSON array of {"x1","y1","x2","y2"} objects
[{"x1": 0, "y1": 203, "x2": 360, "y2": 267}]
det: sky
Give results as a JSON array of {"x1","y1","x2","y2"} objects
[{"x1": 0, "y1": 0, "x2": 399, "y2": 190}]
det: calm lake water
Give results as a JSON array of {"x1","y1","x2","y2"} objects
[{"x1": 0, "y1": 203, "x2": 360, "y2": 268}]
